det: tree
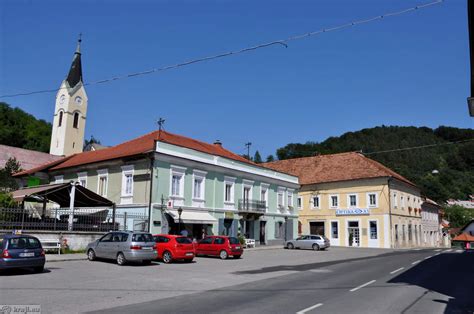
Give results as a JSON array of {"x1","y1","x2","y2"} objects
[
  {"x1": 0, "y1": 157, "x2": 22, "y2": 192},
  {"x1": 253, "y1": 151, "x2": 262, "y2": 163},
  {"x1": 266, "y1": 155, "x2": 275, "y2": 162},
  {"x1": 444, "y1": 205, "x2": 474, "y2": 229}
]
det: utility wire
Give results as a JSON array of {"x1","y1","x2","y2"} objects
[
  {"x1": 0, "y1": 0, "x2": 443, "y2": 99},
  {"x1": 363, "y1": 138, "x2": 474, "y2": 155}
]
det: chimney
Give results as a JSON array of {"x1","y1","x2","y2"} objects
[{"x1": 214, "y1": 140, "x2": 222, "y2": 146}]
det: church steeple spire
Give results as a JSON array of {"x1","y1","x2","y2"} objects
[{"x1": 66, "y1": 34, "x2": 83, "y2": 88}]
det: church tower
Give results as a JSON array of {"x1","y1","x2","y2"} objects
[{"x1": 49, "y1": 36, "x2": 88, "y2": 156}]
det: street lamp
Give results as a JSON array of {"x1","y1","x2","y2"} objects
[
  {"x1": 178, "y1": 207, "x2": 183, "y2": 235},
  {"x1": 284, "y1": 216, "x2": 288, "y2": 242}
]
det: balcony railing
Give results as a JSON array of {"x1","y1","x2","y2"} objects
[{"x1": 238, "y1": 199, "x2": 266, "y2": 214}]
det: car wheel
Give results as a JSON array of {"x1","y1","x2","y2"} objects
[
  {"x1": 233, "y1": 255, "x2": 241, "y2": 259},
  {"x1": 117, "y1": 253, "x2": 126, "y2": 266},
  {"x1": 219, "y1": 250, "x2": 228, "y2": 260},
  {"x1": 162, "y1": 251, "x2": 172, "y2": 264},
  {"x1": 34, "y1": 266, "x2": 44, "y2": 273},
  {"x1": 87, "y1": 249, "x2": 96, "y2": 261},
  {"x1": 287, "y1": 243, "x2": 294, "y2": 250},
  {"x1": 312, "y1": 244, "x2": 320, "y2": 251}
]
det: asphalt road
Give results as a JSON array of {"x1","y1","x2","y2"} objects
[{"x1": 93, "y1": 248, "x2": 474, "y2": 314}]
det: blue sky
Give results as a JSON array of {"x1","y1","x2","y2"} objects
[{"x1": 1, "y1": 0, "x2": 473, "y2": 158}]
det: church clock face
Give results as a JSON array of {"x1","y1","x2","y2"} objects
[
  {"x1": 59, "y1": 95, "x2": 66, "y2": 105},
  {"x1": 75, "y1": 96, "x2": 83, "y2": 105}
]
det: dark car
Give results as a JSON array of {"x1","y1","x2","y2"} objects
[
  {"x1": 0, "y1": 234, "x2": 46, "y2": 273},
  {"x1": 196, "y1": 236, "x2": 243, "y2": 259}
]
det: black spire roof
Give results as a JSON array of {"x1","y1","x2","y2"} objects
[{"x1": 65, "y1": 37, "x2": 83, "y2": 88}]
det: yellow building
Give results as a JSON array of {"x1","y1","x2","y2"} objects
[{"x1": 264, "y1": 152, "x2": 423, "y2": 249}]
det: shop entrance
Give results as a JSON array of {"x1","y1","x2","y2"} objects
[
  {"x1": 260, "y1": 221, "x2": 266, "y2": 245},
  {"x1": 348, "y1": 221, "x2": 360, "y2": 247}
]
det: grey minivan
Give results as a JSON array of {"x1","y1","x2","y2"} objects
[
  {"x1": 86, "y1": 231, "x2": 157, "y2": 265},
  {"x1": 285, "y1": 235, "x2": 330, "y2": 251}
]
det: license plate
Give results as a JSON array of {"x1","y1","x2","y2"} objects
[
  {"x1": 185, "y1": 252, "x2": 194, "y2": 256},
  {"x1": 19, "y1": 252, "x2": 34, "y2": 257},
  {"x1": 235, "y1": 246, "x2": 241, "y2": 250},
  {"x1": 142, "y1": 247, "x2": 152, "y2": 250}
]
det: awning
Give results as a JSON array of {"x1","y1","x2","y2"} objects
[
  {"x1": 166, "y1": 209, "x2": 217, "y2": 224},
  {"x1": 11, "y1": 183, "x2": 114, "y2": 207}
]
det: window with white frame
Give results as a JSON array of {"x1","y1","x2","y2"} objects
[
  {"x1": 170, "y1": 166, "x2": 186, "y2": 198},
  {"x1": 330, "y1": 195, "x2": 339, "y2": 208},
  {"x1": 348, "y1": 194, "x2": 358, "y2": 207},
  {"x1": 277, "y1": 188, "x2": 285, "y2": 208},
  {"x1": 242, "y1": 180, "x2": 254, "y2": 206},
  {"x1": 312, "y1": 195, "x2": 320, "y2": 209},
  {"x1": 97, "y1": 169, "x2": 108, "y2": 197},
  {"x1": 192, "y1": 170, "x2": 206, "y2": 200},
  {"x1": 297, "y1": 197, "x2": 302, "y2": 209},
  {"x1": 367, "y1": 193, "x2": 378, "y2": 207},
  {"x1": 393, "y1": 192, "x2": 398, "y2": 208},
  {"x1": 331, "y1": 221, "x2": 339, "y2": 239},
  {"x1": 224, "y1": 176, "x2": 236, "y2": 204},
  {"x1": 260, "y1": 184, "x2": 269, "y2": 207},
  {"x1": 370, "y1": 221, "x2": 378, "y2": 239},
  {"x1": 287, "y1": 190, "x2": 294, "y2": 209},
  {"x1": 77, "y1": 172, "x2": 87, "y2": 187},
  {"x1": 401, "y1": 195, "x2": 405, "y2": 209},
  {"x1": 54, "y1": 175, "x2": 64, "y2": 184},
  {"x1": 121, "y1": 165, "x2": 134, "y2": 198}
]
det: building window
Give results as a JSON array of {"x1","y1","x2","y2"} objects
[
  {"x1": 243, "y1": 186, "x2": 251, "y2": 202},
  {"x1": 54, "y1": 175, "x2": 64, "y2": 184},
  {"x1": 401, "y1": 195, "x2": 405, "y2": 209},
  {"x1": 192, "y1": 170, "x2": 206, "y2": 200},
  {"x1": 408, "y1": 224, "x2": 413, "y2": 241},
  {"x1": 193, "y1": 177, "x2": 203, "y2": 199},
  {"x1": 225, "y1": 184, "x2": 232, "y2": 202},
  {"x1": 224, "y1": 176, "x2": 236, "y2": 205},
  {"x1": 402, "y1": 225, "x2": 406, "y2": 242},
  {"x1": 77, "y1": 172, "x2": 87, "y2": 187},
  {"x1": 170, "y1": 166, "x2": 186, "y2": 198},
  {"x1": 367, "y1": 193, "x2": 378, "y2": 207},
  {"x1": 287, "y1": 190, "x2": 294, "y2": 209},
  {"x1": 97, "y1": 169, "x2": 108, "y2": 197},
  {"x1": 393, "y1": 192, "x2": 398, "y2": 208},
  {"x1": 330, "y1": 195, "x2": 339, "y2": 208},
  {"x1": 297, "y1": 197, "x2": 302, "y2": 209},
  {"x1": 121, "y1": 165, "x2": 134, "y2": 198},
  {"x1": 58, "y1": 111, "x2": 63, "y2": 127},
  {"x1": 73, "y1": 112, "x2": 79, "y2": 129},
  {"x1": 260, "y1": 184, "x2": 268, "y2": 207},
  {"x1": 395, "y1": 224, "x2": 399, "y2": 241},
  {"x1": 370, "y1": 221, "x2": 378, "y2": 239},
  {"x1": 277, "y1": 188, "x2": 285, "y2": 208},
  {"x1": 348, "y1": 194, "x2": 357, "y2": 207},
  {"x1": 331, "y1": 221, "x2": 339, "y2": 239},
  {"x1": 312, "y1": 196, "x2": 320, "y2": 209}
]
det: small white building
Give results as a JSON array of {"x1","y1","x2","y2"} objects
[{"x1": 420, "y1": 198, "x2": 442, "y2": 247}]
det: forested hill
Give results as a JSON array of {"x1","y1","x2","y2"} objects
[
  {"x1": 276, "y1": 126, "x2": 474, "y2": 203},
  {"x1": 0, "y1": 102, "x2": 52, "y2": 153}
]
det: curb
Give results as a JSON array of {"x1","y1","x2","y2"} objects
[{"x1": 46, "y1": 255, "x2": 87, "y2": 263}]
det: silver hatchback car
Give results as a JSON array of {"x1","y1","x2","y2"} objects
[
  {"x1": 86, "y1": 231, "x2": 157, "y2": 265},
  {"x1": 286, "y1": 235, "x2": 330, "y2": 251}
]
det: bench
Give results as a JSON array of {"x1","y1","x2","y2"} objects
[
  {"x1": 245, "y1": 239, "x2": 256, "y2": 248},
  {"x1": 40, "y1": 239, "x2": 61, "y2": 255}
]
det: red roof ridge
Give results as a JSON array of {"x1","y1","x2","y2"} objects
[{"x1": 262, "y1": 151, "x2": 360, "y2": 166}]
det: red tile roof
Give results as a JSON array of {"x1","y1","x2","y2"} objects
[
  {"x1": 262, "y1": 152, "x2": 416, "y2": 187},
  {"x1": 0, "y1": 145, "x2": 63, "y2": 170},
  {"x1": 14, "y1": 130, "x2": 254, "y2": 176},
  {"x1": 452, "y1": 233, "x2": 474, "y2": 242}
]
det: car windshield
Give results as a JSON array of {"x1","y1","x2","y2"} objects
[
  {"x1": 132, "y1": 233, "x2": 153, "y2": 242},
  {"x1": 176, "y1": 237, "x2": 192, "y2": 244},
  {"x1": 8, "y1": 237, "x2": 41, "y2": 249},
  {"x1": 229, "y1": 237, "x2": 240, "y2": 245}
]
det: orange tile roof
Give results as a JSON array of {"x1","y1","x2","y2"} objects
[
  {"x1": 14, "y1": 130, "x2": 254, "y2": 175},
  {"x1": 262, "y1": 152, "x2": 416, "y2": 187},
  {"x1": 452, "y1": 233, "x2": 474, "y2": 242}
]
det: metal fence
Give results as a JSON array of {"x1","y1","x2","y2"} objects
[{"x1": 0, "y1": 207, "x2": 149, "y2": 232}]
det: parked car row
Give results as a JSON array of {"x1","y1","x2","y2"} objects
[{"x1": 86, "y1": 231, "x2": 244, "y2": 265}]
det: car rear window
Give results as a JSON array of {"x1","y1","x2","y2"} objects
[
  {"x1": 132, "y1": 233, "x2": 153, "y2": 242},
  {"x1": 176, "y1": 237, "x2": 192, "y2": 244},
  {"x1": 229, "y1": 237, "x2": 240, "y2": 245},
  {"x1": 8, "y1": 237, "x2": 41, "y2": 249}
]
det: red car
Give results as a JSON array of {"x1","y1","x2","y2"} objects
[
  {"x1": 196, "y1": 236, "x2": 243, "y2": 260},
  {"x1": 153, "y1": 234, "x2": 195, "y2": 263}
]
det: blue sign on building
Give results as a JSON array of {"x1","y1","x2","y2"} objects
[{"x1": 335, "y1": 208, "x2": 370, "y2": 216}]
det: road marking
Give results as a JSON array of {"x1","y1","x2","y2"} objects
[
  {"x1": 456, "y1": 249, "x2": 463, "y2": 253},
  {"x1": 350, "y1": 280, "x2": 376, "y2": 292},
  {"x1": 444, "y1": 249, "x2": 452, "y2": 252},
  {"x1": 434, "y1": 249, "x2": 441, "y2": 252},
  {"x1": 412, "y1": 260, "x2": 421, "y2": 265},
  {"x1": 390, "y1": 267, "x2": 404, "y2": 274},
  {"x1": 296, "y1": 303, "x2": 323, "y2": 314},
  {"x1": 424, "y1": 256, "x2": 432, "y2": 260},
  {"x1": 413, "y1": 248, "x2": 422, "y2": 251}
]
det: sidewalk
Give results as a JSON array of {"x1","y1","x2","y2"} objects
[{"x1": 46, "y1": 253, "x2": 86, "y2": 263}]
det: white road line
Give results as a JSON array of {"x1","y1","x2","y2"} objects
[
  {"x1": 435, "y1": 253, "x2": 441, "y2": 256},
  {"x1": 350, "y1": 280, "x2": 376, "y2": 292},
  {"x1": 424, "y1": 256, "x2": 432, "y2": 260},
  {"x1": 434, "y1": 249, "x2": 441, "y2": 252},
  {"x1": 456, "y1": 249, "x2": 463, "y2": 253},
  {"x1": 445, "y1": 249, "x2": 453, "y2": 252},
  {"x1": 296, "y1": 303, "x2": 323, "y2": 314},
  {"x1": 413, "y1": 248, "x2": 422, "y2": 251},
  {"x1": 390, "y1": 267, "x2": 405, "y2": 274},
  {"x1": 412, "y1": 260, "x2": 421, "y2": 265}
]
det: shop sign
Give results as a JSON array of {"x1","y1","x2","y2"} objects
[
  {"x1": 225, "y1": 212, "x2": 234, "y2": 219},
  {"x1": 335, "y1": 208, "x2": 369, "y2": 216}
]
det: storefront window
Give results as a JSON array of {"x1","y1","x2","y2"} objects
[
  {"x1": 370, "y1": 221, "x2": 378, "y2": 239},
  {"x1": 331, "y1": 221, "x2": 339, "y2": 239}
]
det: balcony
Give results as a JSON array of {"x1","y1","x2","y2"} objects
[{"x1": 238, "y1": 199, "x2": 266, "y2": 214}]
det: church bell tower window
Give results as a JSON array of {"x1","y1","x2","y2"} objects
[
  {"x1": 73, "y1": 112, "x2": 79, "y2": 128},
  {"x1": 58, "y1": 111, "x2": 63, "y2": 127}
]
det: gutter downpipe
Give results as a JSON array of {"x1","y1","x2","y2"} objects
[
  {"x1": 147, "y1": 140, "x2": 157, "y2": 233},
  {"x1": 388, "y1": 177, "x2": 394, "y2": 248}
]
